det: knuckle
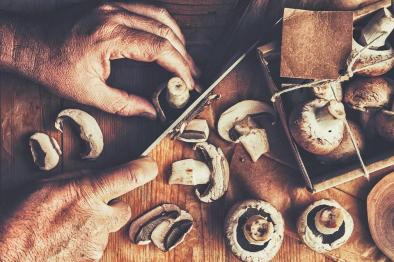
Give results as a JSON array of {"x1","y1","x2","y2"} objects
[
  {"x1": 124, "y1": 165, "x2": 143, "y2": 186},
  {"x1": 154, "y1": 37, "x2": 171, "y2": 54},
  {"x1": 157, "y1": 24, "x2": 172, "y2": 39}
]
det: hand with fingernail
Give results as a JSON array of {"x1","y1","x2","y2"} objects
[
  {"x1": 0, "y1": 157, "x2": 158, "y2": 261},
  {"x1": 0, "y1": 2, "x2": 199, "y2": 118}
]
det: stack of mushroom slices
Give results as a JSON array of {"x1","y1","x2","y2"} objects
[
  {"x1": 128, "y1": 204, "x2": 193, "y2": 252},
  {"x1": 225, "y1": 199, "x2": 284, "y2": 262},
  {"x1": 297, "y1": 199, "x2": 354, "y2": 253}
]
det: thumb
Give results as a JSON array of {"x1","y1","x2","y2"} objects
[
  {"x1": 91, "y1": 156, "x2": 158, "y2": 203},
  {"x1": 90, "y1": 81, "x2": 157, "y2": 118},
  {"x1": 107, "y1": 199, "x2": 132, "y2": 233}
]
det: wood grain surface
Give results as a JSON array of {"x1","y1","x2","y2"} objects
[{"x1": 0, "y1": 1, "x2": 391, "y2": 262}]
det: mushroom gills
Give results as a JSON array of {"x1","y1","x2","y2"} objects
[
  {"x1": 134, "y1": 211, "x2": 180, "y2": 244},
  {"x1": 29, "y1": 132, "x2": 62, "y2": 171},
  {"x1": 176, "y1": 119, "x2": 209, "y2": 143},
  {"x1": 164, "y1": 220, "x2": 193, "y2": 251},
  {"x1": 169, "y1": 159, "x2": 211, "y2": 185},
  {"x1": 55, "y1": 109, "x2": 103, "y2": 159}
]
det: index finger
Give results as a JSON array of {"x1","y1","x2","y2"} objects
[{"x1": 91, "y1": 157, "x2": 158, "y2": 202}]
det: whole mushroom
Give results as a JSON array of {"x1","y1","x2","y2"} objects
[
  {"x1": 289, "y1": 99, "x2": 346, "y2": 155},
  {"x1": 297, "y1": 199, "x2": 353, "y2": 253},
  {"x1": 375, "y1": 108, "x2": 394, "y2": 142},
  {"x1": 317, "y1": 121, "x2": 365, "y2": 164},
  {"x1": 344, "y1": 77, "x2": 392, "y2": 111},
  {"x1": 225, "y1": 199, "x2": 284, "y2": 262}
]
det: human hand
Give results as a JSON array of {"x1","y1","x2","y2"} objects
[
  {"x1": 0, "y1": 2, "x2": 198, "y2": 118},
  {"x1": 0, "y1": 157, "x2": 158, "y2": 261}
]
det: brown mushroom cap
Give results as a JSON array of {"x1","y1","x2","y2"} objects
[
  {"x1": 225, "y1": 199, "x2": 284, "y2": 262},
  {"x1": 344, "y1": 77, "x2": 393, "y2": 111},
  {"x1": 317, "y1": 121, "x2": 365, "y2": 164},
  {"x1": 375, "y1": 109, "x2": 394, "y2": 142},
  {"x1": 289, "y1": 99, "x2": 346, "y2": 155},
  {"x1": 297, "y1": 199, "x2": 353, "y2": 253}
]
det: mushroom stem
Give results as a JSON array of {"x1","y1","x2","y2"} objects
[
  {"x1": 166, "y1": 77, "x2": 190, "y2": 109},
  {"x1": 315, "y1": 101, "x2": 346, "y2": 123},
  {"x1": 243, "y1": 215, "x2": 274, "y2": 245},
  {"x1": 314, "y1": 206, "x2": 344, "y2": 235}
]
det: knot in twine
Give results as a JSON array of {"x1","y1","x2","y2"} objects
[{"x1": 270, "y1": 34, "x2": 393, "y2": 180}]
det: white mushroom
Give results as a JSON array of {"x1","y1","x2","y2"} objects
[
  {"x1": 55, "y1": 109, "x2": 103, "y2": 159},
  {"x1": 151, "y1": 210, "x2": 193, "y2": 252},
  {"x1": 225, "y1": 199, "x2": 284, "y2": 262},
  {"x1": 166, "y1": 77, "x2": 190, "y2": 109},
  {"x1": 289, "y1": 99, "x2": 346, "y2": 155},
  {"x1": 176, "y1": 119, "x2": 209, "y2": 143},
  {"x1": 169, "y1": 159, "x2": 210, "y2": 185},
  {"x1": 344, "y1": 77, "x2": 392, "y2": 111},
  {"x1": 312, "y1": 82, "x2": 343, "y2": 101},
  {"x1": 297, "y1": 199, "x2": 354, "y2": 253},
  {"x1": 193, "y1": 142, "x2": 229, "y2": 203},
  {"x1": 359, "y1": 8, "x2": 394, "y2": 50},
  {"x1": 29, "y1": 132, "x2": 61, "y2": 171},
  {"x1": 238, "y1": 129, "x2": 270, "y2": 163}
]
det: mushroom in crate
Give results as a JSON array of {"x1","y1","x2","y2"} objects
[
  {"x1": 297, "y1": 199, "x2": 354, "y2": 253},
  {"x1": 224, "y1": 199, "x2": 284, "y2": 262}
]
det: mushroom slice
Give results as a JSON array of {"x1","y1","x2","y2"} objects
[
  {"x1": 166, "y1": 77, "x2": 190, "y2": 109},
  {"x1": 375, "y1": 109, "x2": 394, "y2": 142},
  {"x1": 169, "y1": 159, "x2": 210, "y2": 185},
  {"x1": 193, "y1": 142, "x2": 229, "y2": 203},
  {"x1": 151, "y1": 210, "x2": 193, "y2": 252},
  {"x1": 312, "y1": 82, "x2": 342, "y2": 101},
  {"x1": 289, "y1": 99, "x2": 346, "y2": 155},
  {"x1": 297, "y1": 199, "x2": 354, "y2": 253},
  {"x1": 344, "y1": 77, "x2": 392, "y2": 111},
  {"x1": 128, "y1": 204, "x2": 181, "y2": 245},
  {"x1": 176, "y1": 119, "x2": 209, "y2": 143},
  {"x1": 29, "y1": 132, "x2": 61, "y2": 171},
  {"x1": 55, "y1": 109, "x2": 103, "y2": 159},
  {"x1": 317, "y1": 121, "x2": 365, "y2": 164},
  {"x1": 225, "y1": 199, "x2": 284, "y2": 262},
  {"x1": 359, "y1": 8, "x2": 394, "y2": 50},
  {"x1": 217, "y1": 100, "x2": 275, "y2": 143},
  {"x1": 238, "y1": 129, "x2": 269, "y2": 162}
]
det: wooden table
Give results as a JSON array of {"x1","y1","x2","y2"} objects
[{"x1": 0, "y1": 1, "x2": 391, "y2": 261}]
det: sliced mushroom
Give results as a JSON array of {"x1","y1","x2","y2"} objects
[
  {"x1": 297, "y1": 199, "x2": 353, "y2": 253},
  {"x1": 151, "y1": 210, "x2": 193, "y2": 252},
  {"x1": 359, "y1": 8, "x2": 394, "y2": 50},
  {"x1": 225, "y1": 199, "x2": 284, "y2": 262},
  {"x1": 193, "y1": 142, "x2": 229, "y2": 203},
  {"x1": 350, "y1": 37, "x2": 394, "y2": 76},
  {"x1": 344, "y1": 77, "x2": 392, "y2": 111},
  {"x1": 238, "y1": 129, "x2": 269, "y2": 163},
  {"x1": 218, "y1": 100, "x2": 275, "y2": 143},
  {"x1": 169, "y1": 159, "x2": 211, "y2": 185},
  {"x1": 55, "y1": 109, "x2": 103, "y2": 159},
  {"x1": 29, "y1": 132, "x2": 61, "y2": 171},
  {"x1": 289, "y1": 99, "x2": 346, "y2": 155},
  {"x1": 375, "y1": 109, "x2": 394, "y2": 142},
  {"x1": 317, "y1": 121, "x2": 365, "y2": 164},
  {"x1": 312, "y1": 82, "x2": 342, "y2": 101},
  {"x1": 176, "y1": 119, "x2": 209, "y2": 143},
  {"x1": 166, "y1": 77, "x2": 190, "y2": 109},
  {"x1": 128, "y1": 204, "x2": 181, "y2": 245}
]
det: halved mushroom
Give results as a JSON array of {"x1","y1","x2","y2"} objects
[
  {"x1": 193, "y1": 142, "x2": 229, "y2": 203},
  {"x1": 375, "y1": 109, "x2": 394, "y2": 142},
  {"x1": 225, "y1": 199, "x2": 284, "y2": 262},
  {"x1": 317, "y1": 121, "x2": 365, "y2": 164},
  {"x1": 218, "y1": 100, "x2": 275, "y2": 162},
  {"x1": 344, "y1": 77, "x2": 392, "y2": 111},
  {"x1": 297, "y1": 199, "x2": 353, "y2": 253},
  {"x1": 55, "y1": 109, "x2": 103, "y2": 159},
  {"x1": 312, "y1": 82, "x2": 342, "y2": 101},
  {"x1": 176, "y1": 119, "x2": 209, "y2": 143},
  {"x1": 128, "y1": 204, "x2": 181, "y2": 245},
  {"x1": 29, "y1": 132, "x2": 62, "y2": 171},
  {"x1": 151, "y1": 210, "x2": 193, "y2": 252},
  {"x1": 169, "y1": 159, "x2": 210, "y2": 185},
  {"x1": 289, "y1": 99, "x2": 346, "y2": 155},
  {"x1": 359, "y1": 8, "x2": 394, "y2": 50}
]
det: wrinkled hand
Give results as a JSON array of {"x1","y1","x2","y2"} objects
[
  {"x1": 1, "y1": 2, "x2": 198, "y2": 117},
  {"x1": 0, "y1": 157, "x2": 158, "y2": 262}
]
